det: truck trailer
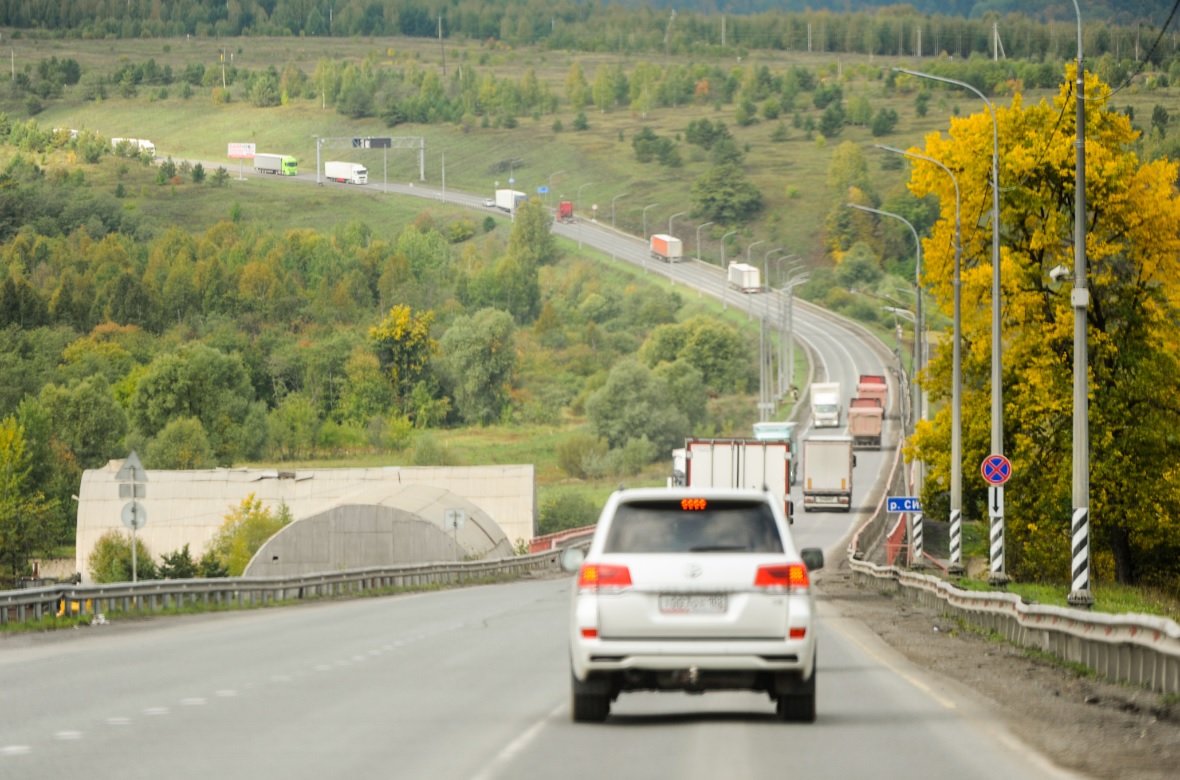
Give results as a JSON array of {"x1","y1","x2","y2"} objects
[
  {"x1": 802, "y1": 436, "x2": 855, "y2": 512},
  {"x1": 856, "y1": 374, "x2": 888, "y2": 410},
  {"x1": 649, "y1": 234, "x2": 683, "y2": 263},
  {"x1": 495, "y1": 189, "x2": 527, "y2": 213},
  {"x1": 727, "y1": 262, "x2": 761, "y2": 293},
  {"x1": 848, "y1": 398, "x2": 883, "y2": 449},
  {"x1": 752, "y1": 420, "x2": 799, "y2": 485},
  {"x1": 684, "y1": 438, "x2": 793, "y2": 518},
  {"x1": 810, "y1": 382, "x2": 842, "y2": 428},
  {"x1": 556, "y1": 201, "x2": 574, "y2": 223},
  {"x1": 254, "y1": 153, "x2": 298, "y2": 176},
  {"x1": 325, "y1": 161, "x2": 368, "y2": 185},
  {"x1": 111, "y1": 138, "x2": 156, "y2": 157}
]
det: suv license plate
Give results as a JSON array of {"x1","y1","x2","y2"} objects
[{"x1": 659, "y1": 594, "x2": 727, "y2": 614}]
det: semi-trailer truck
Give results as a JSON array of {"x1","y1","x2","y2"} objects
[
  {"x1": 556, "y1": 201, "x2": 574, "y2": 223},
  {"x1": 810, "y1": 382, "x2": 842, "y2": 428},
  {"x1": 325, "y1": 161, "x2": 367, "y2": 185},
  {"x1": 254, "y1": 153, "x2": 298, "y2": 176},
  {"x1": 650, "y1": 234, "x2": 683, "y2": 262},
  {"x1": 727, "y1": 262, "x2": 761, "y2": 293},
  {"x1": 801, "y1": 436, "x2": 855, "y2": 512},
  {"x1": 684, "y1": 438, "x2": 793, "y2": 519},
  {"x1": 495, "y1": 189, "x2": 527, "y2": 212},
  {"x1": 752, "y1": 420, "x2": 799, "y2": 485},
  {"x1": 856, "y1": 374, "x2": 888, "y2": 410}
]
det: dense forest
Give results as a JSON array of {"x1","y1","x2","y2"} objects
[{"x1": 0, "y1": 1, "x2": 1176, "y2": 64}]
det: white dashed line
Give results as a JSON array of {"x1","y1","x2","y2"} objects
[
  {"x1": 107, "y1": 717, "x2": 131, "y2": 726},
  {"x1": 180, "y1": 698, "x2": 207, "y2": 707},
  {"x1": 215, "y1": 690, "x2": 238, "y2": 698},
  {"x1": 314, "y1": 664, "x2": 333, "y2": 672},
  {"x1": 143, "y1": 707, "x2": 169, "y2": 716},
  {"x1": 1, "y1": 745, "x2": 31, "y2": 756},
  {"x1": 54, "y1": 731, "x2": 83, "y2": 741}
]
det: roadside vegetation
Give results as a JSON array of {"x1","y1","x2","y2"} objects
[{"x1": 1, "y1": 4, "x2": 1180, "y2": 617}]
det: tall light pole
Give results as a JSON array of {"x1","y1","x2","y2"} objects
[
  {"x1": 668, "y1": 211, "x2": 686, "y2": 239},
  {"x1": 746, "y1": 240, "x2": 766, "y2": 320},
  {"x1": 783, "y1": 269, "x2": 810, "y2": 404},
  {"x1": 548, "y1": 169, "x2": 565, "y2": 208},
  {"x1": 642, "y1": 203, "x2": 660, "y2": 241},
  {"x1": 873, "y1": 143, "x2": 963, "y2": 572},
  {"x1": 898, "y1": 66, "x2": 1005, "y2": 586},
  {"x1": 759, "y1": 248, "x2": 786, "y2": 419},
  {"x1": 720, "y1": 230, "x2": 737, "y2": 312},
  {"x1": 611, "y1": 192, "x2": 630, "y2": 230},
  {"x1": 1066, "y1": 0, "x2": 1092, "y2": 609},
  {"x1": 696, "y1": 221, "x2": 713, "y2": 262},
  {"x1": 777, "y1": 257, "x2": 803, "y2": 397}
]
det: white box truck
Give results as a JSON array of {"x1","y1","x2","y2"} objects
[
  {"x1": 801, "y1": 436, "x2": 854, "y2": 512},
  {"x1": 254, "y1": 153, "x2": 298, "y2": 176},
  {"x1": 495, "y1": 189, "x2": 527, "y2": 212},
  {"x1": 325, "y1": 161, "x2": 367, "y2": 185},
  {"x1": 727, "y1": 262, "x2": 761, "y2": 293},
  {"x1": 752, "y1": 420, "x2": 799, "y2": 485},
  {"x1": 810, "y1": 381, "x2": 842, "y2": 428},
  {"x1": 684, "y1": 438, "x2": 793, "y2": 518}
]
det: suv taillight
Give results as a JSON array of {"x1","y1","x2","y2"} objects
[
  {"x1": 754, "y1": 563, "x2": 809, "y2": 591},
  {"x1": 578, "y1": 563, "x2": 633, "y2": 590}
]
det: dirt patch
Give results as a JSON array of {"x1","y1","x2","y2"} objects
[{"x1": 815, "y1": 557, "x2": 1180, "y2": 780}]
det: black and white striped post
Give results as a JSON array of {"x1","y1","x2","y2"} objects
[{"x1": 982, "y1": 455, "x2": 1011, "y2": 587}]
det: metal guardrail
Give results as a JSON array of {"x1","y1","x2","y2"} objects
[
  {"x1": 528, "y1": 525, "x2": 597, "y2": 553},
  {"x1": 0, "y1": 551, "x2": 561, "y2": 625},
  {"x1": 846, "y1": 557, "x2": 1180, "y2": 695}
]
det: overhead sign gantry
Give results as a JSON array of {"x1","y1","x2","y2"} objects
[{"x1": 314, "y1": 136, "x2": 425, "y2": 188}]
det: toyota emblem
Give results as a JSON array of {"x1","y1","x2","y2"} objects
[{"x1": 685, "y1": 563, "x2": 703, "y2": 578}]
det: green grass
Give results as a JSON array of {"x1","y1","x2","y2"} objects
[{"x1": 952, "y1": 577, "x2": 1180, "y2": 623}]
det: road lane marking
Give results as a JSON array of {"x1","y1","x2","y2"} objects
[
  {"x1": 143, "y1": 707, "x2": 169, "y2": 716},
  {"x1": 107, "y1": 717, "x2": 131, "y2": 726},
  {"x1": 469, "y1": 702, "x2": 565, "y2": 780},
  {"x1": 54, "y1": 731, "x2": 83, "y2": 741},
  {"x1": 180, "y1": 698, "x2": 207, "y2": 706},
  {"x1": 1, "y1": 745, "x2": 31, "y2": 756}
]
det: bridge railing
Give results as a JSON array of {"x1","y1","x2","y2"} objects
[{"x1": 0, "y1": 550, "x2": 562, "y2": 625}]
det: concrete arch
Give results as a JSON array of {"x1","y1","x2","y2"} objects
[{"x1": 243, "y1": 484, "x2": 513, "y2": 577}]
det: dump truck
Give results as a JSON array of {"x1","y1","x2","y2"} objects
[
  {"x1": 254, "y1": 153, "x2": 298, "y2": 176},
  {"x1": 325, "y1": 161, "x2": 367, "y2": 185},
  {"x1": 556, "y1": 200, "x2": 574, "y2": 223},
  {"x1": 495, "y1": 189, "x2": 527, "y2": 212},
  {"x1": 727, "y1": 262, "x2": 761, "y2": 293},
  {"x1": 848, "y1": 398, "x2": 884, "y2": 449},
  {"x1": 752, "y1": 420, "x2": 799, "y2": 485},
  {"x1": 857, "y1": 374, "x2": 888, "y2": 411},
  {"x1": 684, "y1": 438, "x2": 793, "y2": 518},
  {"x1": 810, "y1": 382, "x2": 842, "y2": 428},
  {"x1": 802, "y1": 436, "x2": 855, "y2": 512},
  {"x1": 650, "y1": 234, "x2": 683, "y2": 263}
]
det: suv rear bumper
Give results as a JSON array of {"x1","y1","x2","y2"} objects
[{"x1": 571, "y1": 637, "x2": 816, "y2": 681}]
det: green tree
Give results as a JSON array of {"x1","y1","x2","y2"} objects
[
  {"x1": 267, "y1": 393, "x2": 320, "y2": 461},
  {"x1": 158, "y1": 543, "x2": 198, "y2": 579},
  {"x1": 585, "y1": 359, "x2": 691, "y2": 453},
  {"x1": 38, "y1": 376, "x2": 128, "y2": 469},
  {"x1": 0, "y1": 417, "x2": 59, "y2": 577},
  {"x1": 145, "y1": 416, "x2": 215, "y2": 469},
  {"x1": 538, "y1": 493, "x2": 599, "y2": 535},
  {"x1": 506, "y1": 197, "x2": 558, "y2": 268},
  {"x1": 207, "y1": 494, "x2": 292, "y2": 577},
  {"x1": 439, "y1": 308, "x2": 518, "y2": 425},
  {"x1": 690, "y1": 163, "x2": 764, "y2": 224}
]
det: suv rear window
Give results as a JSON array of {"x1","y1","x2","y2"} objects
[{"x1": 603, "y1": 498, "x2": 784, "y2": 554}]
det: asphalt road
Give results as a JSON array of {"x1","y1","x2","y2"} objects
[{"x1": 0, "y1": 578, "x2": 1080, "y2": 780}]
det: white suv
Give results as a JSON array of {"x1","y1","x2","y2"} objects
[{"x1": 562, "y1": 486, "x2": 824, "y2": 723}]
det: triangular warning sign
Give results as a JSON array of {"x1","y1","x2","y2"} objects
[{"x1": 114, "y1": 451, "x2": 148, "y2": 482}]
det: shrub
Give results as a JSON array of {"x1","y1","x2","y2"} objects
[
  {"x1": 556, "y1": 432, "x2": 609, "y2": 479},
  {"x1": 411, "y1": 433, "x2": 459, "y2": 466},
  {"x1": 538, "y1": 493, "x2": 600, "y2": 535},
  {"x1": 207, "y1": 494, "x2": 292, "y2": 577},
  {"x1": 88, "y1": 529, "x2": 157, "y2": 583}
]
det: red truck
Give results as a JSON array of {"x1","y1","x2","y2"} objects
[
  {"x1": 856, "y1": 374, "x2": 887, "y2": 410},
  {"x1": 556, "y1": 200, "x2": 574, "y2": 223}
]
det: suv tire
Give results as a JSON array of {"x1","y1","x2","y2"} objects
[{"x1": 571, "y1": 688, "x2": 611, "y2": 723}]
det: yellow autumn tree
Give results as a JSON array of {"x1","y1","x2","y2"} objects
[
  {"x1": 368, "y1": 304, "x2": 438, "y2": 404},
  {"x1": 907, "y1": 66, "x2": 1180, "y2": 588}
]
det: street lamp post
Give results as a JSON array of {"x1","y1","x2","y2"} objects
[
  {"x1": 642, "y1": 203, "x2": 660, "y2": 241},
  {"x1": 548, "y1": 170, "x2": 566, "y2": 207},
  {"x1": 611, "y1": 192, "x2": 630, "y2": 230},
  {"x1": 1066, "y1": 0, "x2": 1092, "y2": 609},
  {"x1": 577, "y1": 183, "x2": 595, "y2": 248},
  {"x1": 897, "y1": 66, "x2": 1005, "y2": 586},
  {"x1": 777, "y1": 258, "x2": 803, "y2": 397},
  {"x1": 668, "y1": 211, "x2": 686, "y2": 238},
  {"x1": 746, "y1": 240, "x2": 766, "y2": 321},
  {"x1": 696, "y1": 222, "x2": 713, "y2": 262},
  {"x1": 783, "y1": 269, "x2": 810, "y2": 407},
  {"x1": 759, "y1": 248, "x2": 786, "y2": 419},
  {"x1": 720, "y1": 230, "x2": 738, "y2": 311},
  {"x1": 873, "y1": 143, "x2": 963, "y2": 572}
]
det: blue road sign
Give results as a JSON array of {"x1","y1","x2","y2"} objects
[
  {"x1": 537, "y1": 185, "x2": 549, "y2": 194},
  {"x1": 887, "y1": 497, "x2": 922, "y2": 513},
  {"x1": 981, "y1": 454, "x2": 1012, "y2": 486}
]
